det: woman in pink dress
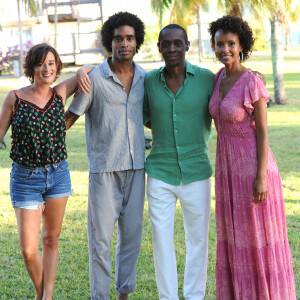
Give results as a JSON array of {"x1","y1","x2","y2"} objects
[{"x1": 208, "y1": 16, "x2": 296, "y2": 299}]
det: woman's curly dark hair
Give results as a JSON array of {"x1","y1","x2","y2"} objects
[
  {"x1": 208, "y1": 15, "x2": 254, "y2": 62},
  {"x1": 23, "y1": 43, "x2": 62, "y2": 84},
  {"x1": 101, "y1": 12, "x2": 145, "y2": 53}
]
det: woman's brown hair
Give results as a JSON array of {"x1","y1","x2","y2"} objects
[{"x1": 23, "y1": 43, "x2": 63, "y2": 84}]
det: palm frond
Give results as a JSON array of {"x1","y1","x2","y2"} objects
[{"x1": 17, "y1": 0, "x2": 37, "y2": 16}]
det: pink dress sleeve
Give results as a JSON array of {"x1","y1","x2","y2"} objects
[{"x1": 243, "y1": 72, "x2": 270, "y2": 115}]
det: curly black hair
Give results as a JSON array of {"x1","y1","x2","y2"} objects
[
  {"x1": 23, "y1": 43, "x2": 62, "y2": 84},
  {"x1": 208, "y1": 15, "x2": 254, "y2": 62},
  {"x1": 101, "y1": 12, "x2": 145, "y2": 53}
]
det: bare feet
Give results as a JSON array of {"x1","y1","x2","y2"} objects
[{"x1": 116, "y1": 292, "x2": 128, "y2": 300}]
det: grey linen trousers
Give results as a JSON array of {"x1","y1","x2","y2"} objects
[{"x1": 88, "y1": 169, "x2": 145, "y2": 300}]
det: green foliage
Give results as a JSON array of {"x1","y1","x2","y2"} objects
[
  {"x1": 18, "y1": 0, "x2": 37, "y2": 17},
  {"x1": 137, "y1": 25, "x2": 161, "y2": 61},
  {"x1": 0, "y1": 53, "x2": 299, "y2": 298},
  {"x1": 252, "y1": 25, "x2": 269, "y2": 51},
  {"x1": 145, "y1": 25, "x2": 160, "y2": 45},
  {"x1": 150, "y1": 0, "x2": 173, "y2": 29},
  {"x1": 168, "y1": 0, "x2": 210, "y2": 28}
]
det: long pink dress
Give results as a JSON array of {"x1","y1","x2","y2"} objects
[{"x1": 209, "y1": 68, "x2": 296, "y2": 300}]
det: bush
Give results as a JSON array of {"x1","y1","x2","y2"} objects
[{"x1": 0, "y1": 41, "x2": 32, "y2": 75}]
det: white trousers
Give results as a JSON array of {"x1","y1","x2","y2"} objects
[{"x1": 147, "y1": 176, "x2": 211, "y2": 300}]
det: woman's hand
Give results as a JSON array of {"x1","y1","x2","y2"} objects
[
  {"x1": 76, "y1": 68, "x2": 91, "y2": 95},
  {"x1": 253, "y1": 177, "x2": 268, "y2": 203}
]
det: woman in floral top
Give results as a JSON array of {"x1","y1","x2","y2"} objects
[{"x1": 0, "y1": 43, "x2": 92, "y2": 299}]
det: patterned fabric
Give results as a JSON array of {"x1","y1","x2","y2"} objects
[
  {"x1": 209, "y1": 68, "x2": 296, "y2": 300},
  {"x1": 10, "y1": 89, "x2": 67, "y2": 167}
]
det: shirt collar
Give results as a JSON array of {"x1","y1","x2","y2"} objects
[
  {"x1": 102, "y1": 57, "x2": 144, "y2": 80},
  {"x1": 159, "y1": 60, "x2": 195, "y2": 82},
  {"x1": 102, "y1": 58, "x2": 114, "y2": 79}
]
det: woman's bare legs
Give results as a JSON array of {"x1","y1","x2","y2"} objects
[
  {"x1": 41, "y1": 196, "x2": 68, "y2": 300},
  {"x1": 14, "y1": 196, "x2": 68, "y2": 300},
  {"x1": 15, "y1": 206, "x2": 43, "y2": 300}
]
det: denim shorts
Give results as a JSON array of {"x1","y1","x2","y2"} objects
[{"x1": 10, "y1": 160, "x2": 72, "y2": 209}]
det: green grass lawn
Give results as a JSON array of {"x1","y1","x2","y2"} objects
[{"x1": 0, "y1": 53, "x2": 299, "y2": 299}]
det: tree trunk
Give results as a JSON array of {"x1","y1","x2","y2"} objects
[
  {"x1": 54, "y1": 0, "x2": 58, "y2": 48},
  {"x1": 17, "y1": 0, "x2": 23, "y2": 77},
  {"x1": 159, "y1": 5, "x2": 163, "y2": 30},
  {"x1": 284, "y1": 25, "x2": 290, "y2": 51},
  {"x1": 270, "y1": 16, "x2": 287, "y2": 104},
  {"x1": 196, "y1": 5, "x2": 204, "y2": 62},
  {"x1": 228, "y1": 1, "x2": 242, "y2": 17}
]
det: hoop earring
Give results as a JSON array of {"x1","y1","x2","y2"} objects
[{"x1": 239, "y1": 51, "x2": 244, "y2": 62}]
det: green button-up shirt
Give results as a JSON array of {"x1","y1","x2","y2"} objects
[{"x1": 143, "y1": 60, "x2": 214, "y2": 185}]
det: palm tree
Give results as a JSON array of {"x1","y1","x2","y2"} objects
[
  {"x1": 195, "y1": 4, "x2": 204, "y2": 61},
  {"x1": 220, "y1": 0, "x2": 299, "y2": 104},
  {"x1": 150, "y1": 0, "x2": 209, "y2": 61},
  {"x1": 255, "y1": 0, "x2": 299, "y2": 104},
  {"x1": 283, "y1": 1, "x2": 300, "y2": 50},
  {"x1": 17, "y1": 0, "x2": 37, "y2": 77},
  {"x1": 150, "y1": 0, "x2": 173, "y2": 30},
  {"x1": 168, "y1": 0, "x2": 209, "y2": 61},
  {"x1": 269, "y1": 3, "x2": 287, "y2": 103},
  {"x1": 217, "y1": 0, "x2": 243, "y2": 17},
  {"x1": 54, "y1": 0, "x2": 58, "y2": 48}
]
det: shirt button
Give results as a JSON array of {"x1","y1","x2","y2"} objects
[
  {"x1": 179, "y1": 162, "x2": 181, "y2": 165},
  {"x1": 174, "y1": 114, "x2": 176, "y2": 117},
  {"x1": 177, "y1": 146, "x2": 180, "y2": 148}
]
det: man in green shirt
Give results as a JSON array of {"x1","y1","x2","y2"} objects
[{"x1": 143, "y1": 24, "x2": 214, "y2": 300}]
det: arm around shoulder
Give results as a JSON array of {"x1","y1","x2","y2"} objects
[
  {"x1": 65, "y1": 83, "x2": 94, "y2": 130},
  {"x1": 0, "y1": 90, "x2": 16, "y2": 141},
  {"x1": 54, "y1": 64, "x2": 95, "y2": 104},
  {"x1": 65, "y1": 109, "x2": 80, "y2": 130}
]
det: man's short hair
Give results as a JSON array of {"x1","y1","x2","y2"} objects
[
  {"x1": 101, "y1": 11, "x2": 145, "y2": 53},
  {"x1": 158, "y1": 24, "x2": 188, "y2": 44}
]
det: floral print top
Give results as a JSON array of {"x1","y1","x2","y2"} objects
[{"x1": 10, "y1": 88, "x2": 67, "y2": 167}]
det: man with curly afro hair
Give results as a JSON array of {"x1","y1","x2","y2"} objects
[
  {"x1": 101, "y1": 11, "x2": 145, "y2": 54},
  {"x1": 65, "y1": 11, "x2": 147, "y2": 300}
]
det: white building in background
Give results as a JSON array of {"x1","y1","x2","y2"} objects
[
  {"x1": 0, "y1": 0, "x2": 46, "y2": 49},
  {"x1": 0, "y1": 0, "x2": 105, "y2": 64}
]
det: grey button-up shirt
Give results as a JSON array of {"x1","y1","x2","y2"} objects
[{"x1": 68, "y1": 58, "x2": 147, "y2": 173}]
